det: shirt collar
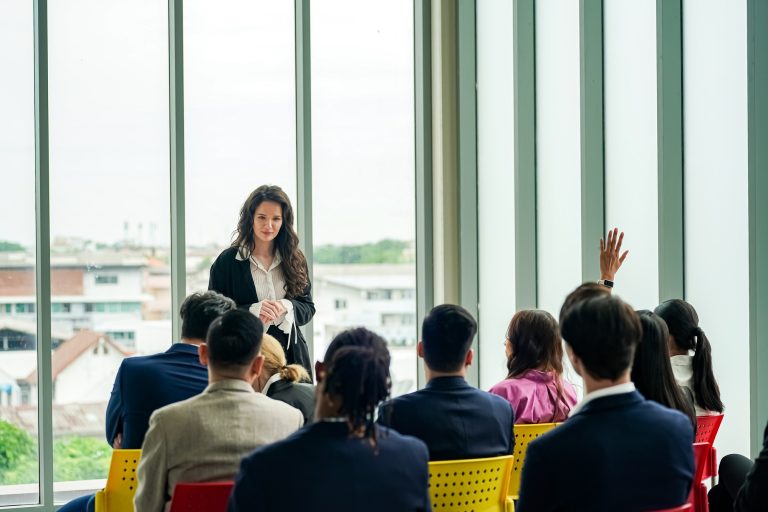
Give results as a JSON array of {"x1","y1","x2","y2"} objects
[
  {"x1": 168, "y1": 342, "x2": 201, "y2": 355},
  {"x1": 204, "y1": 379, "x2": 256, "y2": 394},
  {"x1": 569, "y1": 381, "x2": 636, "y2": 417},
  {"x1": 425, "y1": 376, "x2": 471, "y2": 390},
  {"x1": 261, "y1": 373, "x2": 283, "y2": 395},
  {"x1": 242, "y1": 250, "x2": 282, "y2": 272}
]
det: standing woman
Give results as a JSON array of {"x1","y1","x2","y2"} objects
[{"x1": 209, "y1": 185, "x2": 314, "y2": 379}]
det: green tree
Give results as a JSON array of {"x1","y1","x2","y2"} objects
[
  {"x1": 53, "y1": 437, "x2": 112, "y2": 482},
  {"x1": 314, "y1": 239, "x2": 413, "y2": 264},
  {"x1": 0, "y1": 420, "x2": 38, "y2": 485},
  {"x1": 0, "y1": 240, "x2": 25, "y2": 252}
]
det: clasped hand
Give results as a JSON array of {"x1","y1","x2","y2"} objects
[{"x1": 258, "y1": 299, "x2": 286, "y2": 326}]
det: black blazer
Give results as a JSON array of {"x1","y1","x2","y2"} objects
[
  {"x1": 377, "y1": 376, "x2": 515, "y2": 461},
  {"x1": 266, "y1": 379, "x2": 315, "y2": 425},
  {"x1": 208, "y1": 246, "x2": 315, "y2": 378},
  {"x1": 735, "y1": 420, "x2": 768, "y2": 512},
  {"x1": 105, "y1": 343, "x2": 208, "y2": 449},
  {"x1": 516, "y1": 391, "x2": 695, "y2": 512},
  {"x1": 228, "y1": 422, "x2": 432, "y2": 512}
]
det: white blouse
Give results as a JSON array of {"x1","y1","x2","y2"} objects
[
  {"x1": 670, "y1": 354, "x2": 709, "y2": 415},
  {"x1": 234, "y1": 249, "x2": 294, "y2": 337}
]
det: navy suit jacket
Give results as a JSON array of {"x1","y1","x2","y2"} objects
[
  {"x1": 516, "y1": 390, "x2": 695, "y2": 512},
  {"x1": 105, "y1": 343, "x2": 208, "y2": 449},
  {"x1": 228, "y1": 422, "x2": 432, "y2": 512},
  {"x1": 376, "y1": 376, "x2": 515, "y2": 461}
]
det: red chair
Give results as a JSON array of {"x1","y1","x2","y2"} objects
[
  {"x1": 690, "y1": 442, "x2": 710, "y2": 512},
  {"x1": 651, "y1": 505, "x2": 693, "y2": 512},
  {"x1": 696, "y1": 414, "x2": 724, "y2": 484},
  {"x1": 169, "y1": 482, "x2": 234, "y2": 512}
]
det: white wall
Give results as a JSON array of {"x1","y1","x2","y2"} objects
[
  {"x1": 683, "y1": 0, "x2": 749, "y2": 458},
  {"x1": 477, "y1": 0, "x2": 515, "y2": 390},
  {"x1": 54, "y1": 340, "x2": 126, "y2": 404},
  {"x1": 604, "y1": 0, "x2": 659, "y2": 310}
]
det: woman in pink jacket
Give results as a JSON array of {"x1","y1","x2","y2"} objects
[{"x1": 489, "y1": 310, "x2": 577, "y2": 423}]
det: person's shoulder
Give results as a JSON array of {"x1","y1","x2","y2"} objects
[
  {"x1": 148, "y1": 392, "x2": 203, "y2": 423},
  {"x1": 640, "y1": 399, "x2": 695, "y2": 432},
  {"x1": 213, "y1": 246, "x2": 240, "y2": 263},
  {"x1": 255, "y1": 393, "x2": 304, "y2": 421},
  {"x1": 377, "y1": 426, "x2": 430, "y2": 461}
]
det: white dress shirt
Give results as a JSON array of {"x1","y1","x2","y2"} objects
[
  {"x1": 234, "y1": 249, "x2": 294, "y2": 336},
  {"x1": 568, "y1": 381, "x2": 636, "y2": 417}
]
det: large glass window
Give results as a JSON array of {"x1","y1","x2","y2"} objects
[
  {"x1": 311, "y1": 0, "x2": 416, "y2": 396},
  {"x1": 184, "y1": 0, "x2": 297, "y2": 294},
  {"x1": 477, "y1": 0, "x2": 516, "y2": 389},
  {"x1": 683, "y1": 0, "x2": 749, "y2": 460},
  {"x1": 604, "y1": 0, "x2": 659, "y2": 309},
  {"x1": 48, "y1": 0, "x2": 170, "y2": 501},
  {"x1": 0, "y1": 0, "x2": 39, "y2": 506}
]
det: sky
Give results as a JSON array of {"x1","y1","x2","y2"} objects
[{"x1": 0, "y1": 0, "x2": 415, "y2": 249}]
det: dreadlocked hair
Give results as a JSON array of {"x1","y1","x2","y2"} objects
[{"x1": 323, "y1": 334, "x2": 391, "y2": 449}]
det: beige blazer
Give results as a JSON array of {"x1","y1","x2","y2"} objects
[{"x1": 134, "y1": 379, "x2": 303, "y2": 512}]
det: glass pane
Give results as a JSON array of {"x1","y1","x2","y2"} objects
[
  {"x1": 683, "y1": 0, "x2": 749, "y2": 458},
  {"x1": 604, "y1": 0, "x2": 659, "y2": 309},
  {"x1": 48, "y1": 0, "x2": 170, "y2": 501},
  {"x1": 184, "y1": 0, "x2": 297, "y2": 295},
  {"x1": 0, "y1": 0, "x2": 39, "y2": 506},
  {"x1": 311, "y1": 0, "x2": 416, "y2": 396},
  {"x1": 477, "y1": 0, "x2": 515, "y2": 389},
  {"x1": 535, "y1": 0, "x2": 582, "y2": 397}
]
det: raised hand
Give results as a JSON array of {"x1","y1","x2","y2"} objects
[{"x1": 599, "y1": 228, "x2": 629, "y2": 281}]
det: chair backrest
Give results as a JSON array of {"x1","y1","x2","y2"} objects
[
  {"x1": 507, "y1": 423, "x2": 558, "y2": 498},
  {"x1": 169, "y1": 482, "x2": 234, "y2": 512},
  {"x1": 695, "y1": 414, "x2": 724, "y2": 445},
  {"x1": 428, "y1": 455, "x2": 514, "y2": 512},
  {"x1": 104, "y1": 449, "x2": 141, "y2": 511}
]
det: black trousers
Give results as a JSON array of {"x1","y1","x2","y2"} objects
[{"x1": 708, "y1": 454, "x2": 755, "y2": 512}]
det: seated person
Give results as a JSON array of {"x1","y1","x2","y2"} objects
[
  {"x1": 228, "y1": 328, "x2": 431, "y2": 512},
  {"x1": 134, "y1": 310, "x2": 303, "y2": 512},
  {"x1": 517, "y1": 293, "x2": 694, "y2": 512},
  {"x1": 632, "y1": 310, "x2": 697, "y2": 431},
  {"x1": 708, "y1": 418, "x2": 768, "y2": 512},
  {"x1": 106, "y1": 291, "x2": 237, "y2": 449},
  {"x1": 377, "y1": 304, "x2": 515, "y2": 460},
  {"x1": 253, "y1": 333, "x2": 315, "y2": 424},
  {"x1": 655, "y1": 298, "x2": 725, "y2": 415},
  {"x1": 489, "y1": 309, "x2": 577, "y2": 423},
  {"x1": 59, "y1": 291, "x2": 236, "y2": 512}
]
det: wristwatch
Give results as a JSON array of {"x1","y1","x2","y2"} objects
[{"x1": 597, "y1": 279, "x2": 614, "y2": 288}]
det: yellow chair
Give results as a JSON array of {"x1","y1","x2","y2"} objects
[
  {"x1": 428, "y1": 454, "x2": 514, "y2": 512},
  {"x1": 94, "y1": 449, "x2": 141, "y2": 512},
  {"x1": 507, "y1": 423, "x2": 558, "y2": 501}
]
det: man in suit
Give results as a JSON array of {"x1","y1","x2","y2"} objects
[
  {"x1": 517, "y1": 293, "x2": 695, "y2": 512},
  {"x1": 708, "y1": 419, "x2": 768, "y2": 512},
  {"x1": 135, "y1": 309, "x2": 303, "y2": 512},
  {"x1": 106, "y1": 291, "x2": 236, "y2": 449},
  {"x1": 377, "y1": 304, "x2": 515, "y2": 460}
]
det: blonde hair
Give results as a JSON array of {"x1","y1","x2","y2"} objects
[{"x1": 260, "y1": 334, "x2": 309, "y2": 383}]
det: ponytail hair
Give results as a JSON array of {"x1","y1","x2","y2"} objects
[
  {"x1": 260, "y1": 334, "x2": 310, "y2": 383},
  {"x1": 323, "y1": 329, "x2": 391, "y2": 447},
  {"x1": 654, "y1": 299, "x2": 724, "y2": 413}
]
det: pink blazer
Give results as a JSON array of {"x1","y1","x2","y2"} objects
[{"x1": 489, "y1": 370, "x2": 577, "y2": 424}]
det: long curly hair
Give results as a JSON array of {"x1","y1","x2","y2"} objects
[{"x1": 231, "y1": 185, "x2": 309, "y2": 298}]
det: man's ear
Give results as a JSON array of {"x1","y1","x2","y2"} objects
[
  {"x1": 417, "y1": 341, "x2": 424, "y2": 359},
  {"x1": 465, "y1": 348, "x2": 474, "y2": 367},
  {"x1": 315, "y1": 361, "x2": 325, "y2": 383},
  {"x1": 251, "y1": 354, "x2": 265, "y2": 378},
  {"x1": 565, "y1": 343, "x2": 582, "y2": 377},
  {"x1": 198, "y1": 343, "x2": 209, "y2": 367}
]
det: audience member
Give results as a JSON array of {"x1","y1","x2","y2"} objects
[
  {"x1": 135, "y1": 310, "x2": 302, "y2": 512},
  {"x1": 709, "y1": 418, "x2": 768, "y2": 512},
  {"x1": 253, "y1": 333, "x2": 315, "y2": 424},
  {"x1": 106, "y1": 291, "x2": 236, "y2": 449},
  {"x1": 377, "y1": 304, "x2": 514, "y2": 460},
  {"x1": 632, "y1": 310, "x2": 697, "y2": 431},
  {"x1": 489, "y1": 310, "x2": 577, "y2": 423},
  {"x1": 655, "y1": 298, "x2": 724, "y2": 415},
  {"x1": 517, "y1": 293, "x2": 694, "y2": 512},
  {"x1": 228, "y1": 328, "x2": 431, "y2": 512}
]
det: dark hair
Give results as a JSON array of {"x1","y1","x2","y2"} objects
[
  {"x1": 559, "y1": 282, "x2": 611, "y2": 324},
  {"x1": 180, "y1": 292, "x2": 236, "y2": 340},
  {"x1": 560, "y1": 294, "x2": 641, "y2": 380},
  {"x1": 421, "y1": 304, "x2": 477, "y2": 373},
  {"x1": 323, "y1": 327, "x2": 385, "y2": 364},
  {"x1": 323, "y1": 328, "x2": 391, "y2": 443},
  {"x1": 505, "y1": 310, "x2": 570, "y2": 420},
  {"x1": 632, "y1": 311, "x2": 697, "y2": 429},
  {"x1": 654, "y1": 299, "x2": 724, "y2": 413},
  {"x1": 205, "y1": 310, "x2": 264, "y2": 369},
  {"x1": 231, "y1": 185, "x2": 309, "y2": 298}
]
